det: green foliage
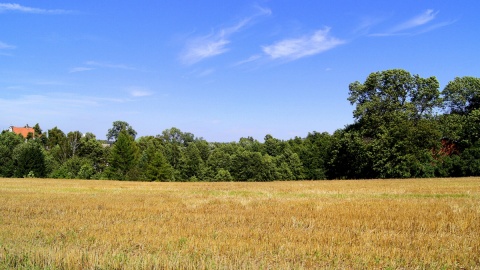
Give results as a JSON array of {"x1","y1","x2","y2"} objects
[
  {"x1": 348, "y1": 69, "x2": 441, "y2": 137},
  {"x1": 78, "y1": 162, "x2": 95, "y2": 179},
  {"x1": 139, "y1": 141, "x2": 174, "y2": 181},
  {"x1": 274, "y1": 147, "x2": 304, "y2": 180},
  {"x1": 327, "y1": 129, "x2": 374, "y2": 179},
  {"x1": 230, "y1": 149, "x2": 274, "y2": 181},
  {"x1": 0, "y1": 132, "x2": 24, "y2": 177},
  {"x1": 47, "y1": 127, "x2": 66, "y2": 150},
  {"x1": 442, "y1": 76, "x2": 480, "y2": 115},
  {"x1": 459, "y1": 142, "x2": 480, "y2": 176},
  {"x1": 12, "y1": 140, "x2": 47, "y2": 178},
  {"x1": 33, "y1": 123, "x2": 48, "y2": 146},
  {"x1": 50, "y1": 156, "x2": 94, "y2": 179},
  {"x1": 106, "y1": 129, "x2": 140, "y2": 180},
  {"x1": 297, "y1": 132, "x2": 332, "y2": 179},
  {"x1": 214, "y1": 168, "x2": 233, "y2": 181},
  {"x1": 107, "y1": 121, "x2": 137, "y2": 142},
  {"x1": 77, "y1": 133, "x2": 108, "y2": 175},
  {"x1": 264, "y1": 134, "x2": 284, "y2": 156},
  {"x1": 158, "y1": 127, "x2": 194, "y2": 146},
  {"x1": 4, "y1": 73, "x2": 480, "y2": 182},
  {"x1": 47, "y1": 127, "x2": 72, "y2": 163},
  {"x1": 179, "y1": 143, "x2": 204, "y2": 180}
]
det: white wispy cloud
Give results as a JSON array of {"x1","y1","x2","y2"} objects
[
  {"x1": 69, "y1": 67, "x2": 95, "y2": 73},
  {"x1": 181, "y1": 36, "x2": 230, "y2": 65},
  {"x1": 233, "y1": 54, "x2": 262, "y2": 66},
  {"x1": 0, "y1": 3, "x2": 72, "y2": 14},
  {"x1": 262, "y1": 27, "x2": 345, "y2": 60},
  {"x1": 369, "y1": 9, "x2": 452, "y2": 37},
  {"x1": 0, "y1": 93, "x2": 131, "y2": 133},
  {"x1": 35, "y1": 81, "x2": 69, "y2": 86},
  {"x1": 5, "y1": 85, "x2": 24, "y2": 90},
  {"x1": 0, "y1": 93, "x2": 127, "y2": 114},
  {"x1": 415, "y1": 19, "x2": 457, "y2": 35},
  {"x1": 0, "y1": 41, "x2": 15, "y2": 49},
  {"x1": 180, "y1": 6, "x2": 271, "y2": 65},
  {"x1": 352, "y1": 16, "x2": 386, "y2": 36},
  {"x1": 69, "y1": 61, "x2": 136, "y2": 73},
  {"x1": 0, "y1": 95, "x2": 105, "y2": 118},
  {"x1": 85, "y1": 61, "x2": 136, "y2": 70},
  {"x1": 392, "y1": 9, "x2": 438, "y2": 32},
  {"x1": 128, "y1": 87, "x2": 153, "y2": 97},
  {"x1": 195, "y1": 68, "x2": 215, "y2": 78}
]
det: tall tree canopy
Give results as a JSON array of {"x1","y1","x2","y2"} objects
[
  {"x1": 0, "y1": 131, "x2": 24, "y2": 177},
  {"x1": 442, "y1": 76, "x2": 480, "y2": 115},
  {"x1": 4, "y1": 71, "x2": 480, "y2": 181},
  {"x1": 106, "y1": 129, "x2": 139, "y2": 180},
  {"x1": 348, "y1": 69, "x2": 441, "y2": 136},
  {"x1": 13, "y1": 140, "x2": 47, "y2": 178},
  {"x1": 107, "y1": 121, "x2": 137, "y2": 142}
]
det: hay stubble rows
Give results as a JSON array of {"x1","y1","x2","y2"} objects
[{"x1": 0, "y1": 178, "x2": 479, "y2": 269}]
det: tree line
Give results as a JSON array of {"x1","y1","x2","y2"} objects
[{"x1": 1, "y1": 69, "x2": 480, "y2": 181}]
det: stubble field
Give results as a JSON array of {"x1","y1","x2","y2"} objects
[{"x1": 0, "y1": 178, "x2": 479, "y2": 269}]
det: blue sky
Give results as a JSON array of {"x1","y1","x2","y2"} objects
[{"x1": 1, "y1": 1, "x2": 479, "y2": 142}]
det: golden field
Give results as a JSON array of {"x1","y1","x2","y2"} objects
[{"x1": 0, "y1": 178, "x2": 479, "y2": 269}]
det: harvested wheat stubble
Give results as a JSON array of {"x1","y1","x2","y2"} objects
[{"x1": 0, "y1": 178, "x2": 479, "y2": 269}]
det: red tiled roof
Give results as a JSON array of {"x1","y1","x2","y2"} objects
[{"x1": 11, "y1": 127, "x2": 35, "y2": 138}]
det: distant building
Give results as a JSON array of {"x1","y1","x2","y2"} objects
[{"x1": 9, "y1": 125, "x2": 35, "y2": 138}]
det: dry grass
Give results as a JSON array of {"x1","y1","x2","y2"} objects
[{"x1": 0, "y1": 178, "x2": 479, "y2": 269}]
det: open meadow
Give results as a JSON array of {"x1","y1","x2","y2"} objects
[{"x1": 0, "y1": 178, "x2": 479, "y2": 269}]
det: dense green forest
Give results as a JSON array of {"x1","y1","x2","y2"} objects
[{"x1": 2, "y1": 69, "x2": 480, "y2": 181}]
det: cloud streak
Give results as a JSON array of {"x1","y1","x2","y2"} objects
[
  {"x1": 181, "y1": 37, "x2": 230, "y2": 65},
  {"x1": 128, "y1": 87, "x2": 153, "y2": 97},
  {"x1": 69, "y1": 67, "x2": 95, "y2": 73},
  {"x1": 392, "y1": 9, "x2": 438, "y2": 32},
  {"x1": 0, "y1": 41, "x2": 15, "y2": 49},
  {"x1": 70, "y1": 61, "x2": 136, "y2": 73},
  {"x1": 0, "y1": 3, "x2": 72, "y2": 14},
  {"x1": 262, "y1": 27, "x2": 345, "y2": 60},
  {"x1": 0, "y1": 93, "x2": 128, "y2": 116},
  {"x1": 232, "y1": 54, "x2": 261, "y2": 66},
  {"x1": 85, "y1": 61, "x2": 136, "y2": 70},
  {"x1": 369, "y1": 9, "x2": 453, "y2": 37},
  {"x1": 180, "y1": 7, "x2": 271, "y2": 65}
]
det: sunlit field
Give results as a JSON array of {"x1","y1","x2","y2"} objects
[{"x1": 0, "y1": 178, "x2": 479, "y2": 269}]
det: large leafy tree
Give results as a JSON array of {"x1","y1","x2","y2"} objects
[
  {"x1": 179, "y1": 142, "x2": 204, "y2": 180},
  {"x1": 327, "y1": 129, "x2": 374, "y2": 179},
  {"x1": 137, "y1": 137, "x2": 174, "y2": 181},
  {"x1": 47, "y1": 127, "x2": 66, "y2": 149},
  {"x1": 230, "y1": 149, "x2": 274, "y2": 181},
  {"x1": 158, "y1": 127, "x2": 194, "y2": 147},
  {"x1": 50, "y1": 156, "x2": 94, "y2": 179},
  {"x1": 33, "y1": 123, "x2": 48, "y2": 146},
  {"x1": 77, "y1": 133, "x2": 108, "y2": 176},
  {"x1": 107, "y1": 121, "x2": 137, "y2": 142},
  {"x1": 13, "y1": 140, "x2": 47, "y2": 178},
  {"x1": 264, "y1": 134, "x2": 284, "y2": 157},
  {"x1": 274, "y1": 146, "x2": 304, "y2": 180},
  {"x1": 297, "y1": 132, "x2": 332, "y2": 180},
  {"x1": 145, "y1": 150, "x2": 174, "y2": 181},
  {"x1": 47, "y1": 127, "x2": 71, "y2": 163},
  {"x1": 369, "y1": 119, "x2": 439, "y2": 178},
  {"x1": 442, "y1": 76, "x2": 480, "y2": 115},
  {"x1": 348, "y1": 69, "x2": 441, "y2": 136},
  {"x1": 344, "y1": 69, "x2": 443, "y2": 179},
  {"x1": 106, "y1": 129, "x2": 139, "y2": 180},
  {"x1": 206, "y1": 147, "x2": 232, "y2": 179},
  {"x1": 437, "y1": 77, "x2": 480, "y2": 176},
  {"x1": 0, "y1": 131, "x2": 24, "y2": 177}
]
